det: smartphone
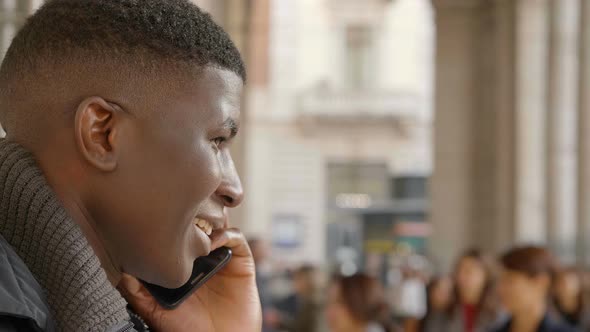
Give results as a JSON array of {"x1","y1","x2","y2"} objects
[{"x1": 141, "y1": 246, "x2": 232, "y2": 309}]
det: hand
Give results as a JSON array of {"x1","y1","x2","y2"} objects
[{"x1": 118, "y1": 228, "x2": 262, "y2": 332}]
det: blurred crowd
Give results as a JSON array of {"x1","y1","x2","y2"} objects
[{"x1": 249, "y1": 239, "x2": 590, "y2": 332}]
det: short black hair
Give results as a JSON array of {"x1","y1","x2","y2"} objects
[{"x1": 0, "y1": 0, "x2": 246, "y2": 84}]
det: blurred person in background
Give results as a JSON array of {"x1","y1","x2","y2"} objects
[
  {"x1": 493, "y1": 246, "x2": 578, "y2": 332},
  {"x1": 397, "y1": 266, "x2": 427, "y2": 322},
  {"x1": 270, "y1": 265, "x2": 321, "y2": 332},
  {"x1": 417, "y1": 276, "x2": 455, "y2": 332},
  {"x1": 581, "y1": 270, "x2": 590, "y2": 323},
  {"x1": 449, "y1": 249, "x2": 501, "y2": 332},
  {"x1": 326, "y1": 273, "x2": 398, "y2": 332},
  {"x1": 249, "y1": 238, "x2": 273, "y2": 305},
  {"x1": 249, "y1": 238, "x2": 278, "y2": 332},
  {"x1": 553, "y1": 268, "x2": 590, "y2": 331}
]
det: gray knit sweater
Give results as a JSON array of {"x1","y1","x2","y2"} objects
[{"x1": 0, "y1": 140, "x2": 131, "y2": 331}]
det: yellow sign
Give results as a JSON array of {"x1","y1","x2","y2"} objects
[{"x1": 364, "y1": 240, "x2": 394, "y2": 253}]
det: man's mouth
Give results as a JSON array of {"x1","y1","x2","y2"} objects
[{"x1": 194, "y1": 218, "x2": 213, "y2": 236}]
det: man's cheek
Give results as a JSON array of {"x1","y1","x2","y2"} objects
[{"x1": 200, "y1": 153, "x2": 223, "y2": 189}]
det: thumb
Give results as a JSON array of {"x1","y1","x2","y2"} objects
[{"x1": 209, "y1": 227, "x2": 252, "y2": 258}]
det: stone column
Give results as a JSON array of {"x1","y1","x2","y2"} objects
[
  {"x1": 471, "y1": 0, "x2": 550, "y2": 250},
  {"x1": 430, "y1": 0, "x2": 551, "y2": 267},
  {"x1": 577, "y1": 0, "x2": 590, "y2": 266},
  {"x1": 470, "y1": 0, "x2": 517, "y2": 254},
  {"x1": 512, "y1": 0, "x2": 550, "y2": 244},
  {"x1": 546, "y1": 0, "x2": 580, "y2": 262},
  {"x1": 487, "y1": 0, "x2": 518, "y2": 251},
  {"x1": 430, "y1": 0, "x2": 483, "y2": 268}
]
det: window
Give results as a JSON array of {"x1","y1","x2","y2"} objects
[{"x1": 345, "y1": 25, "x2": 373, "y2": 90}]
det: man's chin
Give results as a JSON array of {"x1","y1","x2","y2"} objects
[
  {"x1": 149, "y1": 265, "x2": 194, "y2": 289},
  {"x1": 141, "y1": 256, "x2": 196, "y2": 288},
  {"x1": 145, "y1": 230, "x2": 212, "y2": 288}
]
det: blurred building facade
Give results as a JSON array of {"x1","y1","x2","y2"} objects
[
  {"x1": 242, "y1": 0, "x2": 434, "y2": 272},
  {"x1": 430, "y1": 0, "x2": 590, "y2": 269}
]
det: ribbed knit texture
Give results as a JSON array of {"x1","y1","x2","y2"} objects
[{"x1": 0, "y1": 140, "x2": 130, "y2": 331}]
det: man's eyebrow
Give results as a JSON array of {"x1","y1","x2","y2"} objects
[{"x1": 223, "y1": 118, "x2": 239, "y2": 138}]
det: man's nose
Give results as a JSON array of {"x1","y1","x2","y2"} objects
[{"x1": 215, "y1": 160, "x2": 244, "y2": 208}]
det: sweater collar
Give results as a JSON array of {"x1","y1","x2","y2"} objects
[{"x1": 0, "y1": 139, "x2": 130, "y2": 331}]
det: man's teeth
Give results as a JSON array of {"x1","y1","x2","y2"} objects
[{"x1": 195, "y1": 218, "x2": 213, "y2": 236}]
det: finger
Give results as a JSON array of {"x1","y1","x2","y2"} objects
[
  {"x1": 118, "y1": 273, "x2": 157, "y2": 310},
  {"x1": 118, "y1": 273, "x2": 143, "y2": 295},
  {"x1": 118, "y1": 274, "x2": 167, "y2": 329},
  {"x1": 209, "y1": 228, "x2": 251, "y2": 257}
]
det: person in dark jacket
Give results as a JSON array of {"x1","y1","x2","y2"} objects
[
  {"x1": 492, "y1": 246, "x2": 578, "y2": 332},
  {"x1": 0, "y1": 0, "x2": 261, "y2": 331}
]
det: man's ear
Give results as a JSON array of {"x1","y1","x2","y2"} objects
[{"x1": 74, "y1": 97, "x2": 120, "y2": 172}]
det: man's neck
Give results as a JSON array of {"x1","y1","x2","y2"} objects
[
  {"x1": 36, "y1": 154, "x2": 121, "y2": 285},
  {"x1": 59, "y1": 191, "x2": 122, "y2": 285},
  {"x1": 511, "y1": 301, "x2": 545, "y2": 332}
]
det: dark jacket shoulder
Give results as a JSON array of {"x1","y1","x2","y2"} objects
[
  {"x1": 492, "y1": 313, "x2": 580, "y2": 332},
  {"x1": 542, "y1": 317, "x2": 582, "y2": 332},
  {"x1": 0, "y1": 235, "x2": 143, "y2": 332},
  {"x1": 0, "y1": 235, "x2": 56, "y2": 332}
]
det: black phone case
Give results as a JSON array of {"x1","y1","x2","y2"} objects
[{"x1": 140, "y1": 247, "x2": 232, "y2": 309}]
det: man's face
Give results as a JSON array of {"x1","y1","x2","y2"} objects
[
  {"x1": 498, "y1": 269, "x2": 546, "y2": 313},
  {"x1": 91, "y1": 67, "x2": 244, "y2": 288}
]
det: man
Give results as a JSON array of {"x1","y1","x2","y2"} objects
[
  {"x1": 493, "y1": 246, "x2": 578, "y2": 332},
  {"x1": 0, "y1": 0, "x2": 261, "y2": 331}
]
